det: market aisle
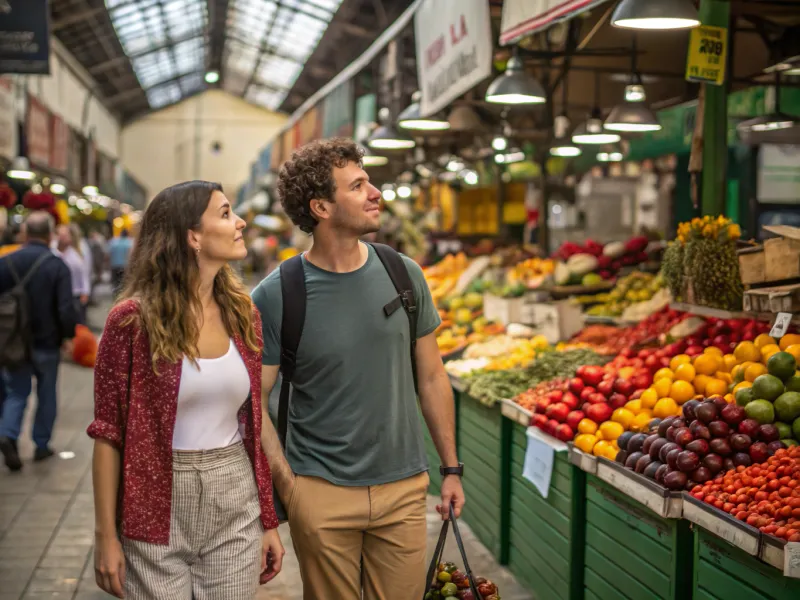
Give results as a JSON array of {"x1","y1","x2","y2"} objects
[{"x1": 0, "y1": 303, "x2": 531, "y2": 600}]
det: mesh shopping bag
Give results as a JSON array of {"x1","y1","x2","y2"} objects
[{"x1": 423, "y1": 504, "x2": 484, "y2": 600}]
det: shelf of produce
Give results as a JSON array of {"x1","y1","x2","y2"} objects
[
  {"x1": 584, "y1": 475, "x2": 693, "y2": 600},
  {"x1": 596, "y1": 458, "x2": 683, "y2": 519},
  {"x1": 669, "y1": 302, "x2": 789, "y2": 324},
  {"x1": 682, "y1": 494, "x2": 762, "y2": 556},
  {"x1": 693, "y1": 527, "x2": 800, "y2": 599},
  {"x1": 449, "y1": 374, "x2": 468, "y2": 393},
  {"x1": 568, "y1": 443, "x2": 598, "y2": 475},
  {"x1": 500, "y1": 398, "x2": 532, "y2": 427},
  {"x1": 458, "y1": 393, "x2": 507, "y2": 563},
  {"x1": 507, "y1": 423, "x2": 584, "y2": 600}
]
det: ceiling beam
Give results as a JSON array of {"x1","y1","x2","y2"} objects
[
  {"x1": 106, "y1": 86, "x2": 146, "y2": 106},
  {"x1": 52, "y1": 7, "x2": 106, "y2": 31}
]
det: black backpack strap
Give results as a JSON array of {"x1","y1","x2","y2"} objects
[
  {"x1": 5, "y1": 251, "x2": 49, "y2": 287},
  {"x1": 369, "y1": 243, "x2": 418, "y2": 394},
  {"x1": 277, "y1": 255, "x2": 306, "y2": 448}
]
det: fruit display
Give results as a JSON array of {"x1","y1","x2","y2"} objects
[
  {"x1": 689, "y1": 445, "x2": 800, "y2": 542},
  {"x1": 425, "y1": 561, "x2": 500, "y2": 599},
  {"x1": 443, "y1": 334, "x2": 551, "y2": 376},
  {"x1": 582, "y1": 271, "x2": 668, "y2": 318},
  {"x1": 424, "y1": 252, "x2": 471, "y2": 307},
  {"x1": 505, "y1": 256, "x2": 556, "y2": 290},
  {"x1": 552, "y1": 235, "x2": 650, "y2": 284},
  {"x1": 436, "y1": 307, "x2": 505, "y2": 356}
]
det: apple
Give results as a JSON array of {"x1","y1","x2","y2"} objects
[
  {"x1": 597, "y1": 380, "x2": 613, "y2": 397},
  {"x1": 555, "y1": 424, "x2": 574, "y2": 443},
  {"x1": 608, "y1": 393, "x2": 628, "y2": 409},
  {"x1": 588, "y1": 393, "x2": 608, "y2": 405},
  {"x1": 547, "y1": 390, "x2": 564, "y2": 403},
  {"x1": 545, "y1": 419, "x2": 559, "y2": 435},
  {"x1": 632, "y1": 374, "x2": 652, "y2": 391},
  {"x1": 644, "y1": 355, "x2": 659, "y2": 370},
  {"x1": 566, "y1": 410, "x2": 585, "y2": 431},
  {"x1": 531, "y1": 414, "x2": 548, "y2": 429},
  {"x1": 630, "y1": 389, "x2": 645, "y2": 401},
  {"x1": 546, "y1": 403, "x2": 569, "y2": 423},
  {"x1": 562, "y1": 392, "x2": 579, "y2": 410},
  {"x1": 581, "y1": 366, "x2": 605, "y2": 387},
  {"x1": 568, "y1": 378, "x2": 585, "y2": 395},
  {"x1": 535, "y1": 397, "x2": 551, "y2": 414},
  {"x1": 580, "y1": 387, "x2": 596, "y2": 403},
  {"x1": 614, "y1": 378, "x2": 634, "y2": 397},
  {"x1": 586, "y1": 403, "x2": 613, "y2": 423}
]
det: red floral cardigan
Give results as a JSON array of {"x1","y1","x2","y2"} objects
[{"x1": 87, "y1": 299, "x2": 279, "y2": 545}]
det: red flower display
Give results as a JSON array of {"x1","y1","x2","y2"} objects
[
  {"x1": 22, "y1": 189, "x2": 60, "y2": 224},
  {"x1": 0, "y1": 183, "x2": 16, "y2": 209}
]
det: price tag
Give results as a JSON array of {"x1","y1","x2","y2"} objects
[
  {"x1": 770, "y1": 312, "x2": 793, "y2": 339},
  {"x1": 685, "y1": 25, "x2": 728, "y2": 86},
  {"x1": 784, "y1": 542, "x2": 800, "y2": 578},
  {"x1": 522, "y1": 428, "x2": 555, "y2": 498}
]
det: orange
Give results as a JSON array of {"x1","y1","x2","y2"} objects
[
  {"x1": 653, "y1": 397, "x2": 679, "y2": 419},
  {"x1": 733, "y1": 380, "x2": 753, "y2": 394},
  {"x1": 734, "y1": 342, "x2": 761, "y2": 363},
  {"x1": 670, "y1": 380, "x2": 695, "y2": 403},
  {"x1": 779, "y1": 333, "x2": 800, "y2": 351},
  {"x1": 704, "y1": 346, "x2": 724, "y2": 357},
  {"x1": 599, "y1": 421, "x2": 624, "y2": 441},
  {"x1": 670, "y1": 354, "x2": 691, "y2": 371},
  {"x1": 611, "y1": 408, "x2": 635, "y2": 429},
  {"x1": 625, "y1": 399, "x2": 642, "y2": 414},
  {"x1": 715, "y1": 371, "x2": 733, "y2": 385},
  {"x1": 732, "y1": 361, "x2": 753, "y2": 381},
  {"x1": 640, "y1": 388, "x2": 659, "y2": 409},
  {"x1": 653, "y1": 368, "x2": 674, "y2": 382},
  {"x1": 603, "y1": 445, "x2": 619, "y2": 460},
  {"x1": 592, "y1": 440, "x2": 612, "y2": 457},
  {"x1": 761, "y1": 344, "x2": 781, "y2": 362},
  {"x1": 577, "y1": 418, "x2": 598, "y2": 435},
  {"x1": 574, "y1": 433, "x2": 597, "y2": 454},
  {"x1": 674, "y1": 363, "x2": 696, "y2": 382},
  {"x1": 746, "y1": 363, "x2": 768, "y2": 383},
  {"x1": 784, "y1": 344, "x2": 800, "y2": 364},
  {"x1": 755, "y1": 334, "x2": 776, "y2": 350},
  {"x1": 654, "y1": 377, "x2": 673, "y2": 399},
  {"x1": 722, "y1": 354, "x2": 739, "y2": 372},
  {"x1": 693, "y1": 353, "x2": 721, "y2": 376},
  {"x1": 631, "y1": 412, "x2": 653, "y2": 432},
  {"x1": 704, "y1": 378, "x2": 728, "y2": 397},
  {"x1": 724, "y1": 393, "x2": 735, "y2": 404},
  {"x1": 693, "y1": 374, "x2": 711, "y2": 394}
]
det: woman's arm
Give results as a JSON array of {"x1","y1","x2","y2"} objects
[{"x1": 92, "y1": 439, "x2": 125, "y2": 597}]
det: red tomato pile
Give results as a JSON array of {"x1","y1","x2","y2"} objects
[
  {"x1": 514, "y1": 379, "x2": 568, "y2": 414},
  {"x1": 690, "y1": 446, "x2": 800, "y2": 542}
]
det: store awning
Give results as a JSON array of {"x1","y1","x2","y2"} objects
[{"x1": 500, "y1": 0, "x2": 610, "y2": 46}]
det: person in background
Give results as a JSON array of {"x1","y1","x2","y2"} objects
[
  {"x1": 0, "y1": 211, "x2": 78, "y2": 471},
  {"x1": 52, "y1": 225, "x2": 91, "y2": 324},
  {"x1": 108, "y1": 229, "x2": 133, "y2": 298},
  {"x1": 88, "y1": 231, "x2": 108, "y2": 303}
]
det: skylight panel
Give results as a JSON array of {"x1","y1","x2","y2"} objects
[
  {"x1": 173, "y1": 37, "x2": 204, "y2": 74},
  {"x1": 147, "y1": 82, "x2": 182, "y2": 108},
  {"x1": 257, "y1": 55, "x2": 301, "y2": 89},
  {"x1": 246, "y1": 85, "x2": 282, "y2": 110}
]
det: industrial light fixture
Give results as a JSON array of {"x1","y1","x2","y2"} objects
[
  {"x1": 605, "y1": 37, "x2": 662, "y2": 133},
  {"x1": 446, "y1": 157, "x2": 465, "y2": 173},
  {"x1": 611, "y1": 0, "x2": 700, "y2": 30},
  {"x1": 82, "y1": 185, "x2": 99, "y2": 196},
  {"x1": 494, "y1": 150, "x2": 525, "y2": 164},
  {"x1": 550, "y1": 82, "x2": 582, "y2": 158},
  {"x1": 460, "y1": 169, "x2": 479, "y2": 185},
  {"x1": 361, "y1": 146, "x2": 389, "y2": 167},
  {"x1": 204, "y1": 70, "x2": 220, "y2": 84},
  {"x1": 485, "y1": 49, "x2": 546, "y2": 105},
  {"x1": 368, "y1": 108, "x2": 415, "y2": 150},
  {"x1": 50, "y1": 180, "x2": 67, "y2": 194},
  {"x1": 381, "y1": 183, "x2": 396, "y2": 201},
  {"x1": 7, "y1": 157, "x2": 35, "y2": 180},
  {"x1": 573, "y1": 74, "x2": 622, "y2": 144},
  {"x1": 396, "y1": 183, "x2": 412, "y2": 199},
  {"x1": 397, "y1": 91, "x2": 450, "y2": 131},
  {"x1": 597, "y1": 150, "x2": 624, "y2": 162},
  {"x1": 764, "y1": 27, "x2": 800, "y2": 75},
  {"x1": 738, "y1": 72, "x2": 798, "y2": 133},
  {"x1": 491, "y1": 135, "x2": 508, "y2": 151}
]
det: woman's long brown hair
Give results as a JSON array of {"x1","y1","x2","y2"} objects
[{"x1": 119, "y1": 180, "x2": 260, "y2": 370}]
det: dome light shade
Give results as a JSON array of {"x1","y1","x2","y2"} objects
[
  {"x1": 485, "y1": 56, "x2": 546, "y2": 105},
  {"x1": 397, "y1": 92, "x2": 451, "y2": 131},
  {"x1": 612, "y1": 0, "x2": 700, "y2": 30},
  {"x1": 572, "y1": 117, "x2": 621, "y2": 144},
  {"x1": 737, "y1": 113, "x2": 797, "y2": 133},
  {"x1": 368, "y1": 124, "x2": 415, "y2": 150},
  {"x1": 361, "y1": 146, "x2": 389, "y2": 167},
  {"x1": 604, "y1": 102, "x2": 662, "y2": 132}
]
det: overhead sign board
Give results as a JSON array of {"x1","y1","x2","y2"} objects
[
  {"x1": 414, "y1": 0, "x2": 493, "y2": 117},
  {"x1": 686, "y1": 25, "x2": 728, "y2": 86},
  {"x1": 0, "y1": 77, "x2": 17, "y2": 160},
  {"x1": 500, "y1": 0, "x2": 606, "y2": 46},
  {"x1": 0, "y1": 0, "x2": 50, "y2": 74}
]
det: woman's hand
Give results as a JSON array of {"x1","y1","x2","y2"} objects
[
  {"x1": 95, "y1": 534, "x2": 126, "y2": 598},
  {"x1": 260, "y1": 528, "x2": 285, "y2": 584}
]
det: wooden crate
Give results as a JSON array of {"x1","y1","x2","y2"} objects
[
  {"x1": 764, "y1": 225, "x2": 800, "y2": 282},
  {"x1": 738, "y1": 246, "x2": 766, "y2": 285},
  {"x1": 693, "y1": 527, "x2": 800, "y2": 599},
  {"x1": 583, "y1": 476, "x2": 693, "y2": 600},
  {"x1": 744, "y1": 283, "x2": 800, "y2": 313}
]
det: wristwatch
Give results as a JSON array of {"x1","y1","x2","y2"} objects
[{"x1": 440, "y1": 462, "x2": 464, "y2": 477}]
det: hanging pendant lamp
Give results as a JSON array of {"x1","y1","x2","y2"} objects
[
  {"x1": 738, "y1": 72, "x2": 798, "y2": 133},
  {"x1": 605, "y1": 38, "x2": 661, "y2": 133},
  {"x1": 368, "y1": 108, "x2": 415, "y2": 150},
  {"x1": 397, "y1": 91, "x2": 451, "y2": 131},
  {"x1": 550, "y1": 82, "x2": 581, "y2": 158},
  {"x1": 485, "y1": 49, "x2": 546, "y2": 105},
  {"x1": 612, "y1": 0, "x2": 700, "y2": 30}
]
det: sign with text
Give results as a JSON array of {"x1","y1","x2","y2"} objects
[
  {"x1": 414, "y1": 0, "x2": 492, "y2": 117},
  {"x1": 686, "y1": 25, "x2": 728, "y2": 86},
  {"x1": 49, "y1": 114, "x2": 68, "y2": 173},
  {"x1": 522, "y1": 427, "x2": 567, "y2": 498},
  {"x1": 0, "y1": 0, "x2": 50, "y2": 74},
  {"x1": 500, "y1": 0, "x2": 605, "y2": 46},
  {"x1": 25, "y1": 95, "x2": 50, "y2": 167},
  {"x1": 0, "y1": 77, "x2": 17, "y2": 160}
]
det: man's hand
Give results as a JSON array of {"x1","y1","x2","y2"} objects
[
  {"x1": 260, "y1": 528, "x2": 285, "y2": 584},
  {"x1": 437, "y1": 475, "x2": 465, "y2": 521}
]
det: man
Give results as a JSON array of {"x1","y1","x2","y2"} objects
[
  {"x1": 251, "y1": 138, "x2": 464, "y2": 600},
  {"x1": 108, "y1": 228, "x2": 133, "y2": 298},
  {"x1": 0, "y1": 212, "x2": 78, "y2": 471}
]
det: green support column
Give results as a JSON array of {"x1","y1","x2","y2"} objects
[{"x1": 700, "y1": 0, "x2": 731, "y2": 216}]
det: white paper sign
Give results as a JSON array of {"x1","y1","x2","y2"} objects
[
  {"x1": 784, "y1": 542, "x2": 800, "y2": 578},
  {"x1": 770, "y1": 312, "x2": 793, "y2": 339},
  {"x1": 414, "y1": 0, "x2": 492, "y2": 117},
  {"x1": 500, "y1": 0, "x2": 606, "y2": 45},
  {"x1": 523, "y1": 427, "x2": 556, "y2": 498}
]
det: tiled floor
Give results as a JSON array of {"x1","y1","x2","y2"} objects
[{"x1": 0, "y1": 303, "x2": 532, "y2": 600}]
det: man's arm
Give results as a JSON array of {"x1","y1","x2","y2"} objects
[{"x1": 260, "y1": 365, "x2": 295, "y2": 500}]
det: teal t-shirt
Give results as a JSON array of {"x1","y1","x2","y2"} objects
[{"x1": 251, "y1": 244, "x2": 441, "y2": 486}]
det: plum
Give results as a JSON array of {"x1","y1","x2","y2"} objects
[
  {"x1": 625, "y1": 452, "x2": 644, "y2": 470},
  {"x1": 738, "y1": 419, "x2": 760, "y2": 437},
  {"x1": 628, "y1": 433, "x2": 648, "y2": 454},
  {"x1": 674, "y1": 427, "x2": 694, "y2": 447},
  {"x1": 663, "y1": 470, "x2": 688, "y2": 490},
  {"x1": 642, "y1": 434, "x2": 659, "y2": 456},
  {"x1": 690, "y1": 422, "x2": 712, "y2": 440},
  {"x1": 709, "y1": 438, "x2": 732, "y2": 456},
  {"x1": 758, "y1": 424, "x2": 780, "y2": 443},
  {"x1": 655, "y1": 463, "x2": 669, "y2": 483},
  {"x1": 635, "y1": 454, "x2": 654, "y2": 474},
  {"x1": 730, "y1": 434, "x2": 752, "y2": 452},
  {"x1": 702, "y1": 453, "x2": 724, "y2": 474},
  {"x1": 659, "y1": 441, "x2": 679, "y2": 463},
  {"x1": 682, "y1": 400, "x2": 700, "y2": 423},
  {"x1": 749, "y1": 442, "x2": 770, "y2": 463},
  {"x1": 733, "y1": 452, "x2": 752, "y2": 467},
  {"x1": 686, "y1": 439, "x2": 710, "y2": 455},
  {"x1": 676, "y1": 450, "x2": 700, "y2": 472},
  {"x1": 658, "y1": 417, "x2": 676, "y2": 438},
  {"x1": 708, "y1": 421, "x2": 730, "y2": 438},
  {"x1": 695, "y1": 402, "x2": 719, "y2": 424},
  {"x1": 767, "y1": 440, "x2": 787, "y2": 455},
  {"x1": 691, "y1": 466, "x2": 712, "y2": 483},
  {"x1": 666, "y1": 447, "x2": 682, "y2": 469},
  {"x1": 721, "y1": 404, "x2": 745, "y2": 427}
]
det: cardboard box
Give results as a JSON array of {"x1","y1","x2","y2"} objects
[
  {"x1": 737, "y1": 246, "x2": 766, "y2": 285},
  {"x1": 482, "y1": 291, "x2": 551, "y2": 326},
  {"x1": 743, "y1": 283, "x2": 800, "y2": 313},
  {"x1": 528, "y1": 301, "x2": 584, "y2": 344},
  {"x1": 763, "y1": 225, "x2": 800, "y2": 282}
]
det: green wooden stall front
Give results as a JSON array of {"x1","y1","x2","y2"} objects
[
  {"x1": 693, "y1": 528, "x2": 800, "y2": 600},
  {"x1": 583, "y1": 476, "x2": 692, "y2": 600},
  {"x1": 507, "y1": 423, "x2": 585, "y2": 600}
]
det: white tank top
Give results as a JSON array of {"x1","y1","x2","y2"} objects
[{"x1": 172, "y1": 339, "x2": 250, "y2": 450}]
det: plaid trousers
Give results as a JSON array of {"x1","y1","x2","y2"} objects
[{"x1": 122, "y1": 442, "x2": 263, "y2": 599}]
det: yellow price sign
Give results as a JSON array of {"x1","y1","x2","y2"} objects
[{"x1": 685, "y1": 25, "x2": 728, "y2": 86}]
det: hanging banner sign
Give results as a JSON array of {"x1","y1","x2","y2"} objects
[
  {"x1": 85, "y1": 137, "x2": 97, "y2": 187},
  {"x1": 414, "y1": 0, "x2": 493, "y2": 117},
  {"x1": 0, "y1": 77, "x2": 17, "y2": 160},
  {"x1": 49, "y1": 114, "x2": 69, "y2": 173},
  {"x1": 0, "y1": 0, "x2": 50, "y2": 74},
  {"x1": 26, "y1": 95, "x2": 50, "y2": 167},
  {"x1": 353, "y1": 93, "x2": 377, "y2": 144},
  {"x1": 67, "y1": 128, "x2": 83, "y2": 187},
  {"x1": 322, "y1": 80, "x2": 354, "y2": 139},
  {"x1": 296, "y1": 106, "x2": 321, "y2": 147},
  {"x1": 499, "y1": 0, "x2": 605, "y2": 46},
  {"x1": 686, "y1": 25, "x2": 728, "y2": 86}
]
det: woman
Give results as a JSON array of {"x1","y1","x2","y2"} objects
[
  {"x1": 88, "y1": 181, "x2": 283, "y2": 599},
  {"x1": 52, "y1": 224, "x2": 90, "y2": 324}
]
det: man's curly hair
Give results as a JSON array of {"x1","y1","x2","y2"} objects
[{"x1": 277, "y1": 138, "x2": 364, "y2": 234}]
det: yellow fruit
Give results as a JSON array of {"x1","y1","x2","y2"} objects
[
  {"x1": 755, "y1": 334, "x2": 776, "y2": 350},
  {"x1": 653, "y1": 397, "x2": 679, "y2": 419},
  {"x1": 603, "y1": 445, "x2": 619, "y2": 460},
  {"x1": 704, "y1": 378, "x2": 728, "y2": 397},
  {"x1": 732, "y1": 361, "x2": 754, "y2": 381},
  {"x1": 722, "y1": 354, "x2": 739, "y2": 373},
  {"x1": 670, "y1": 380, "x2": 695, "y2": 403},
  {"x1": 631, "y1": 412, "x2": 653, "y2": 432},
  {"x1": 733, "y1": 381, "x2": 753, "y2": 394},
  {"x1": 761, "y1": 344, "x2": 781, "y2": 362},
  {"x1": 779, "y1": 333, "x2": 800, "y2": 351},
  {"x1": 577, "y1": 418, "x2": 598, "y2": 435},
  {"x1": 611, "y1": 408, "x2": 635, "y2": 429},
  {"x1": 625, "y1": 399, "x2": 642, "y2": 414},
  {"x1": 693, "y1": 374, "x2": 711, "y2": 395},
  {"x1": 724, "y1": 393, "x2": 735, "y2": 404},
  {"x1": 640, "y1": 388, "x2": 659, "y2": 409},
  {"x1": 654, "y1": 377, "x2": 673, "y2": 399},
  {"x1": 618, "y1": 366, "x2": 635, "y2": 380},
  {"x1": 592, "y1": 440, "x2": 612, "y2": 457},
  {"x1": 694, "y1": 354, "x2": 721, "y2": 376},
  {"x1": 599, "y1": 421, "x2": 624, "y2": 441},
  {"x1": 784, "y1": 344, "x2": 800, "y2": 364},
  {"x1": 744, "y1": 363, "x2": 768, "y2": 383},
  {"x1": 653, "y1": 368, "x2": 674, "y2": 382},
  {"x1": 670, "y1": 354, "x2": 691, "y2": 371},
  {"x1": 734, "y1": 342, "x2": 761, "y2": 363},
  {"x1": 574, "y1": 433, "x2": 597, "y2": 454},
  {"x1": 704, "y1": 346, "x2": 723, "y2": 357},
  {"x1": 674, "y1": 363, "x2": 696, "y2": 382}
]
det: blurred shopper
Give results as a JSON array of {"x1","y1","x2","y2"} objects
[
  {"x1": 52, "y1": 224, "x2": 91, "y2": 324},
  {"x1": 88, "y1": 181, "x2": 282, "y2": 600},
  {"x1": 88, "y1": 230, "x2": 109, "y2": 302},
  {"x1": 252, "y1": 138, "x2": 463, "y2": 600},
  {"x1": 0, "y1": 211, "x2": 78, "y2": 471},
  {"x1": 108, "y1": 229, "x2": 132, "y2": 298}
]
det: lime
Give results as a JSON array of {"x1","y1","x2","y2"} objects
[
  {"x1": 440, "y1": 583, "x2": 458, "y2": 597},
  {"x1": 794, "y1": 416, "x2": 800, "y2": 441},
  {"x1": 735, "y1": 387, "x2": 754, "y2": 407},
  {"x1": 776, "y1": 422, "x2": 793, "y2": 440},
  {"x1": 768, "y1": 351, "x2": 798, "y2": 381},
  {"x1": 752, "y1": 374, "x2": 785, "y2": 402},
  {"x1": 786, "y1": 376, "x2": 800, "y2": 393},
  {"x1": 745, "y1": 399, "x2": 776, "y2": 425},
  {"x1": 775, "y1": 392, "x2": 800, "y2": 423},
  {"x1": 782, "y1": 439, "x2": 799, "y2": 447}
]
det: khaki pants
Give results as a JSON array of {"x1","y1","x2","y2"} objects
[{"x1": 287, "y1": 471, "x2": 429, "y2": 600}]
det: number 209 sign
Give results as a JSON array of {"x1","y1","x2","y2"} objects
[{"x1": 686, "y1": 25, "x2": 728, "y2": 86}]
